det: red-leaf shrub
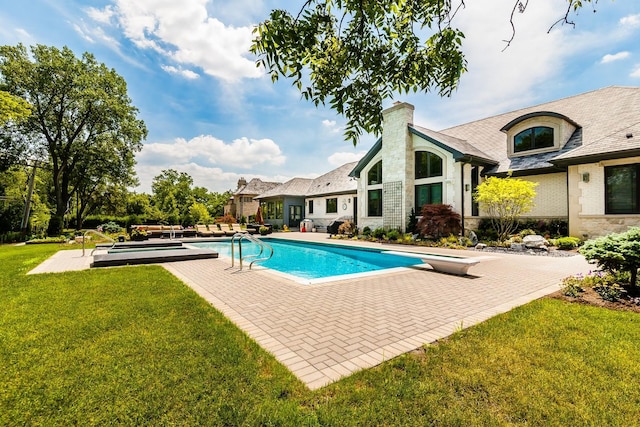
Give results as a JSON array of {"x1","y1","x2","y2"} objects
[{"x1": 416, "y1": 204, "x2": 461, "y2": 239}]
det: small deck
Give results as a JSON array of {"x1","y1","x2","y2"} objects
[
  {"x1": 91, "y1": 247, "x2": 218, "y2": 268},
  {"x1": 95, "y1": 240, "x2": 183, "y2": 249}
]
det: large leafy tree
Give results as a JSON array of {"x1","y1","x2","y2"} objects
[
  {"x1": 0, "y1": 44, "x2": 147, "y2": 235},
  {"x1": 0, "y1": 90, "x2": 31, "y2": 171},
  {"x1": 251, "y1": 0, "x2": 597, "y2": 144},
  {"x1": 151, "y1": 169, "x2": 194, "y2": 224}
]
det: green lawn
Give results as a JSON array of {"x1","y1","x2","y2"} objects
[{"x1": 1, "y1": 244, "x2": 639, "y2": 425}]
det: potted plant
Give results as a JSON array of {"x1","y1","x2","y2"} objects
[
  {"x1": 130, "y1": 228, "x2": 148, "y2": 241},
  {"x1": 259, "y1": 226, "x2": 269, "y2": 236}
]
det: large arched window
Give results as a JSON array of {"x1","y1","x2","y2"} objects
[
  {"x1": 415, "y1": 151, "x2": 443, "y2": 179},
  {"x1": 514, "y1": 126, "x2": 554, "y2": 153},
  {"x1": 367, "y1": 160, "x2": 382, "y2": 185}
]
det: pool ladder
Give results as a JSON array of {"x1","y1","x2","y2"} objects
[
  {"x1": 230, "y1": 233, "x2": 273, "y2": 270},
  {"x1": 82, "y1": 230, "x2": 116, "y2": 256}
]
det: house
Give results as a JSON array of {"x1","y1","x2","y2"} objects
[
  {"x1": 349, "y1": 86, "x2": 640, "y2": 238},
  {"x1": 224, "y1": 177, "x2": 280, "y2": 220},
  {"x1": 304, "y1": 161, "x2": 358, "y2": 229},
  {"x1": 255, "y1": 177, "x2": 313, "y2": 228},
  {"x1": 255, "y1": 162, "x2": 358, "y2": 229}
]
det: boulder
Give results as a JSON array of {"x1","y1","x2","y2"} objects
[{"x1": 523, "y1": 234, "x2": 548, "y2": 249}]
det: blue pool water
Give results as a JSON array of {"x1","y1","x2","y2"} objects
[{"x1": 190, "y1": 239, "x2": 422, "y2": 281}]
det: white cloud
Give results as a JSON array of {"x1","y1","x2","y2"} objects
[
  {"x1": 161, "y1": 65, "x2": 200, "y2": 79},
  {"x1": 134, "y1": 162, "x2": 294, "y2": 194},
  {"x1": 601, "y1": 51, "x2": 630, "y2": 64},
  {"x1": 86, "y1": 0, "x2": 261, "y2": 82},
  {"x1": 620, "y1": 14, "x2": 640, "y2": 28},
  {"x1": 449, "y1": 0, "x2": 572, "y2": 114},
  {"x1": 322, "y1": 119, "x2": 342, "y2": 134},
  {"x1": 137, "y1": 134, "x2": 286, "y2": 169},
  {"x1": 631, "y1": 65, "x2": 640, "y2": 78},
  {"x1": 327, "y1": 151, "x2": 366, "y2": 167},
  {"x1": 85, "y1": 5, "x2": 115, "y2": 24}
]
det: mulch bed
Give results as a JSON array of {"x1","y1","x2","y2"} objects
[{"x1": 548, "y1": 287, "x2": 640, "y2": 314}]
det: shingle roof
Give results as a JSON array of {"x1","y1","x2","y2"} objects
[
  {"x1": 552, "y1": 121, "x2": 640, "y2": 164},
  {"x1": 235, "y1": 178, "x2": 280, "y2": 196},
  {"x1": 255, "y1": 178, "x2": 314, "y2": 199},
  {"x1": 409, "y1": 125, "x2": 497, "y2": 165},
  {"x1": 439, "y1": 86, "x2": 640, "y2": 173},
  {"x1": 306, "y1": 162, "x2": 358, "y2": 196}
]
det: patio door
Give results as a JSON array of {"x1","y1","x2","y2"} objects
[{"x1": 289, "y1": 205, "x2": 302, "y2": 228}]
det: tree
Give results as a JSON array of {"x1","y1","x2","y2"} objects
[
  {"x1": 0, "y1": 90, "x2": 30, "y2": 123},
  {"x1": 0, "y1": 165, "x2": 48, "y2": 235},
  {"x1": 580, "y1": 228, "x2": 640, "y2": 289},
  {"x1": 151, "y1": 169, "x2": 194, "y2": 224},
  {"x1": 251, "y1": 0, "x2": 598, "y2": 144},
  {"x1": 0, "y1": 90, "x2": 31, "y2": 171},
  {"x1": 0, "y1": 44, "x2": 147, "y2": 235},
  {"x1": 188, "y1": 202, "x2": 211, "y2": 225},
  {"x1": 474, "y1": 176, "x2": 537, "y2": 241}
]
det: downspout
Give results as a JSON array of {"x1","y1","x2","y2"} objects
[{"x1": 461, "y1": 162, "x2": 466, "y2": 236}]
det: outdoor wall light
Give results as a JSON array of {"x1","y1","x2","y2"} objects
[{"x1": 582, "y1": 172, "x2": 590, "y2": 183}]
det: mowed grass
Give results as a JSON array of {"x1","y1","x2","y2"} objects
[{"x1": 1, "y1": 244, "x2": 639, "y2": 425}]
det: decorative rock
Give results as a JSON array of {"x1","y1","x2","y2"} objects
[
  {"x1": 468, "y1": 230, "x2": 479, "y2": 246},
  {"x1": 510, "y1": 242, "x2": 525, "y2": 251},
  {"x1": 523, "y1": 234, "x2": 548, "y2": 249},
  {"x1": 475, "y1": 243, "x2": 487, "y2": 250}
]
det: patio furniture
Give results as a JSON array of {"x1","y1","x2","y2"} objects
[
  {"x1": 230, "y1": 223, "x2": 248, "y2": 234},
  {"x1": 207, "y1": 224, "x2": 227, "y2": 237},
  {"x1": 196, "y1": 224, "x2": 213, "y2": 237}
]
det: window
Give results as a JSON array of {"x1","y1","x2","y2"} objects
[
  {"x1": 514, "y1": 126, "x2": 554, "y2": 153},
  {"x1": 261, "y1": 200, "x2": 283, "y2": 219},
  {"x1": 326, "y1": 198, "x2": 338, "y2": 214},
  {"x1": 606, "y1": 164, "x2": 640, "y2": 214},
  {"x1": 415, "y1": 183, "x2": 442, "y2": 210},
  {"x1": 308, "y1": 200, "x2": 314, "y2": 214},
  {"x1": 368, "y1": 160, "x2": 382, "y2": 185},
  {"x1": 368, "y1": 189, "x2": 382, "y2": 217},
  {"x1": 415, "y1": 151, "x2": 443, "y2": 179},
  {"x1": 261, "y1": 201, "x2": 274, "y2": 219}
]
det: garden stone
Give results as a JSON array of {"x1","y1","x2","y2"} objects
[
  {"x1": 468, "y1": 230, "x2": 478, "y2": 246},
  {"x1": 523, "y1": 235, "x2": 548, "y2": 249},
  {"x1": 475, "y1": 243, "x2": 487, "y2": 250}
]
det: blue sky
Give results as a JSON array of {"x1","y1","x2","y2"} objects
[{"x1": 2, "y1": 0, "x2": 640, "y2": 193}]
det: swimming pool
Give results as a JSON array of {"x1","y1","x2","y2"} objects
[{"x1": 190, "y1": 238, "x2": 422, "y2": 283}]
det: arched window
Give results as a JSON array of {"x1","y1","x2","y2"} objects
[
  {"x1": 367, "y1": 160, "x2": 382, "y2": 185},
  {"x1": 514, "y1": 127, "x2": 554, "y2": 153},
  {"x1": 415, "y1": 151, "x2": 443, "y2": 179}
]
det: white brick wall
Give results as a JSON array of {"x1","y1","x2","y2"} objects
[{"x1": 520, "y1": 173, "x2": 568, "y2": 217}]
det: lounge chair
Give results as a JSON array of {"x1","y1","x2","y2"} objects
[
  {"x1": 231, "y1": 223, "x2": 248, "y2": 234},
  {"x1": 219, "y1": 223, "x2": 236, "y2": 236},
  {"x1": 207, "y1": 224, "x2": 227, "y2": 237},
  {"x1": 196, "y1": 224, "x2": 213, "y2": 237}
]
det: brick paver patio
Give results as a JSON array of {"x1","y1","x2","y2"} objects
[
  {"x1": 28, "y1": 234, "x2": 592, "y2": 389},
  {"x1": 163, "y1": 234, "x2": 592, "y2": 389}
]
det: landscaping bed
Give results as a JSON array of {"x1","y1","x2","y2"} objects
[{"x1": 550, "y1": 286, "x2": 640, "y2": 314}]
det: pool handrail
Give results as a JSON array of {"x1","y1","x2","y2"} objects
[
  {"x1": 83, "y1": 230, "x2": 116, "y2": 256},
  {"x1": 230, "y1": 233, "x2": 273, "y2": 270}
]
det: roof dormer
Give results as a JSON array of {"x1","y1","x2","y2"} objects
[{"x1": 501, "y1": 111, "x2": 579, "y2": 158}]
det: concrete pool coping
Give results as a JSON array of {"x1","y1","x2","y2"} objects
[{"x1": 27, "y1": 232, "x2": 592, "y2": 389}]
